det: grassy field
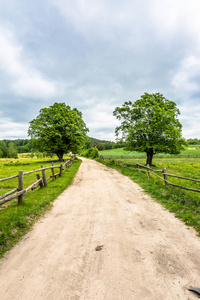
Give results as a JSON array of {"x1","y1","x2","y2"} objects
[
  {"x1": 0, "y1": 155, "x2": 70, "y2": 198},
  {"x1": 99, "y1": 145, "x2": 200, "y2": 181},
  {"x1": 97, "y1": 146, "x2": 200, "y2": 235},
  {"x1": 99, "y1": 144, "x2": 200, "y2": 159},
  {"x1": 0, "y1": 156, "x2": 81, "y2": 258}
]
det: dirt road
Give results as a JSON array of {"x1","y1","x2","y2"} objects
[{"x1": 1, "y1": 158, "x2": 200, "y2": 299}]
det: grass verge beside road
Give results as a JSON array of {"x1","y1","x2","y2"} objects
[
  {"x1": 0, "y1": 158, "x2": 81, "y2": 258},
  {"x1": 96, "y1": 157, "x2": 200, "y2": 236}
]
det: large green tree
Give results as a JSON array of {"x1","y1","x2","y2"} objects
[
  {"x1": 113, "y1": 93, "x2": 187, "y2": 166},
  {"x1": 28, "y1": 102, "x2": 89, "y2": 160}
]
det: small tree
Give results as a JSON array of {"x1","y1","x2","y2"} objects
[
  {"x1": 28, "y1": 102, "x2": 89, "y2": 160},
  {"x1": 0, "y1": 141, "x2": 9, "y2": 158},
  {"x1": 113, "y1": 92, "x2": 187, "y2": 166},
  {"x1": 8, "y1": 142, "x2": 18, "y2": 158}
]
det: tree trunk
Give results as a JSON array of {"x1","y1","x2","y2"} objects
[
  {"x1": 146, "y1": 148, "x2": 154, "y2": 166},
  {"x1": 56, "y1": 152, "x2": 64, "y2": 161}
]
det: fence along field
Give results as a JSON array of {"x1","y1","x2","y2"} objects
[
  {"x1": 0, "y1": 156, "x2": 76, "y2": 206},
  {"x1": 99, "y1": 145, "x2": 200, "y2": 191},
  {"x1": 100, "y1": 156, "x2": 200, "y2": 193},
  {"x1": 97, "y1": 152, "x2": 200, "y2": 234}
]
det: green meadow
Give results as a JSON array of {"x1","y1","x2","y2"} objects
[
  {"x1": 99, "y1": 145, "x2": 200, "y2": 183},
  {"x1": 0, "y1": 156, "x2": 81, "y2": 258},
  {"x1": 99, "y1": 144, "x2": 200, "y2": 159}
]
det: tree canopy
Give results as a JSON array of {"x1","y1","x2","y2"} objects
[
  {"x1": 28, "y1": 102, "x2": 89, "y2": 160},
  {"x1": 113, "y1": 92, "x2": 187, "y2": 166}
]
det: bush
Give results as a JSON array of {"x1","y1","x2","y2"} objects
[{"x1": 82, "y1": 147, "x2": 99, "y2": 158}]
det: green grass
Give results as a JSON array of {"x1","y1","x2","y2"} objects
[
  {"x1": 99, "y1": 144, "x2": 200, "y2": 159},
  {"x1": 0, "y1": 156, "x2": 71, "y2": 197},
  {"x1": 99, "y1": 148, "x2": 145, "y2": 158},
  {"x1": 96, "y1": 156, "x2": 200, "y2": 236},
  {"x1": 0, "y1": 158, "x2": 81, "y2": 258}
]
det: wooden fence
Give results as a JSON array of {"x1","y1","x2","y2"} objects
[
  {"x1": 100, "y1": 156, "x2": 200, "y2": 193},
  {"x1": 0, "y1": 156, "x2": 76, "y2": 206}
]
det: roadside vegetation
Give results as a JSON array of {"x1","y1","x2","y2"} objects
[
  {"x1": 0, "y1": 155, "x2": 81, "y2": 258},
  {"x1": 81, "y1": 146, "x2": 99, "y2": 159},
  {"x1": 98, "y1": 145, "x2": 200, "y2": 235}
]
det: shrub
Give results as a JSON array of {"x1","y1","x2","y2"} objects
[{"x1": 82, "y1": 147, "x2": 99, "y2": 158}]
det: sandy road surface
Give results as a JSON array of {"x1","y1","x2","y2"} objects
[{"x1": 1, "y1": 158, "x2": 200, "y2": 299}]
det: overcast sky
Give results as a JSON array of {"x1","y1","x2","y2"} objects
[{"x1": 0, "y1": 0, "x2": 200, "y2": 141}]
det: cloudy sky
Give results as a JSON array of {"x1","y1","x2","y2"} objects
[{"x1": 0, "y1": 0, "x2": 200, "y2": 141}]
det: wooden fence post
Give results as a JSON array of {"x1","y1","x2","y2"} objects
[
  {"x1": 18, "y1": 170, "x2": 23, "y2": 204},
  {"x1": 59, "y1": 163, "x2": 63, "y2": 176},
  {"x1": 124, "y1": 161, "x2": 126, "y2": 167},
  {"x1": 137, "y1": 163, "x2": 139, "y2": 172},
  {"x1": 51, "y1": 162, "x2": 55, "y2": 180},
  {"x1": 147, "y1": 164, "x2": 150, "y2": 178},
  {"x1": 41, "y1": 165, "x2": 48, "y2": 187},
  {"x1": 162, "y1": 167, "x2": 168, "y2": 185},
  {"x1": 36, "y1": 174, "x2": 43, "y2": 187}
]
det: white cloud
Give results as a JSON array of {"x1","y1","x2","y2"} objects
[
  {"x1": 150, "y1": 0, "x2": 200, "y2": 39},
  {"x1": 179, "y1": 103, "x2": 200, "y2": 139},
  {"x1": 0, "y1": 25, "x2": 64, "y2": 99},
  {"x1": 82, "y1": 101, "x2": 120, "y2": 140},
  {"x1": 172, "y1": 55, "x2": 200, "y2": 95},
  {"x1": 52, "y1": 0, "x2": 200, "y2": 47},
  {"x1": 12, "y1": 76, "x2": 59, "y2": 99},
  {"x1": 51, "y1": 0, "x2": 151, "y2": 43},
  {"x1": 0, "y1": 117, "x2": 29, "y2": 139}
]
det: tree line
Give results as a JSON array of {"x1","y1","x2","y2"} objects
[
  {"x1": 0, "y1": 139, "x2": 32, "y2": 158},
  {"x1": 0, "y1": 137, "x2": 122, "y2": 159},
  {"x1": 83, "y1": 137, "x2": 124, "y2": 151},
  {"x1": 0, "y1": 138, "x2": 114, "y2": 159},
  {"x1": 186, "y1": 138, "x2": 200, "y2": 145}
]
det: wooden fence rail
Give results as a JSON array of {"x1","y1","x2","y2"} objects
[
  {"x1": 100, "y1": 156, "x2": 200, "y2": 193},
  {"x1": 0, "y1": 156, "x2": 76, "y2": 206}
]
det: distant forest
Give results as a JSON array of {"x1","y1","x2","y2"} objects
[
  {"x1": 0, "y1": 139, "x2": 32, "y2": 158},
  {"x1": 0, "y1": 137, "x2": 123, "y2": 158},
  {"x1": 83, "y1": 137, "x2": 124, "y2": 151}
]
